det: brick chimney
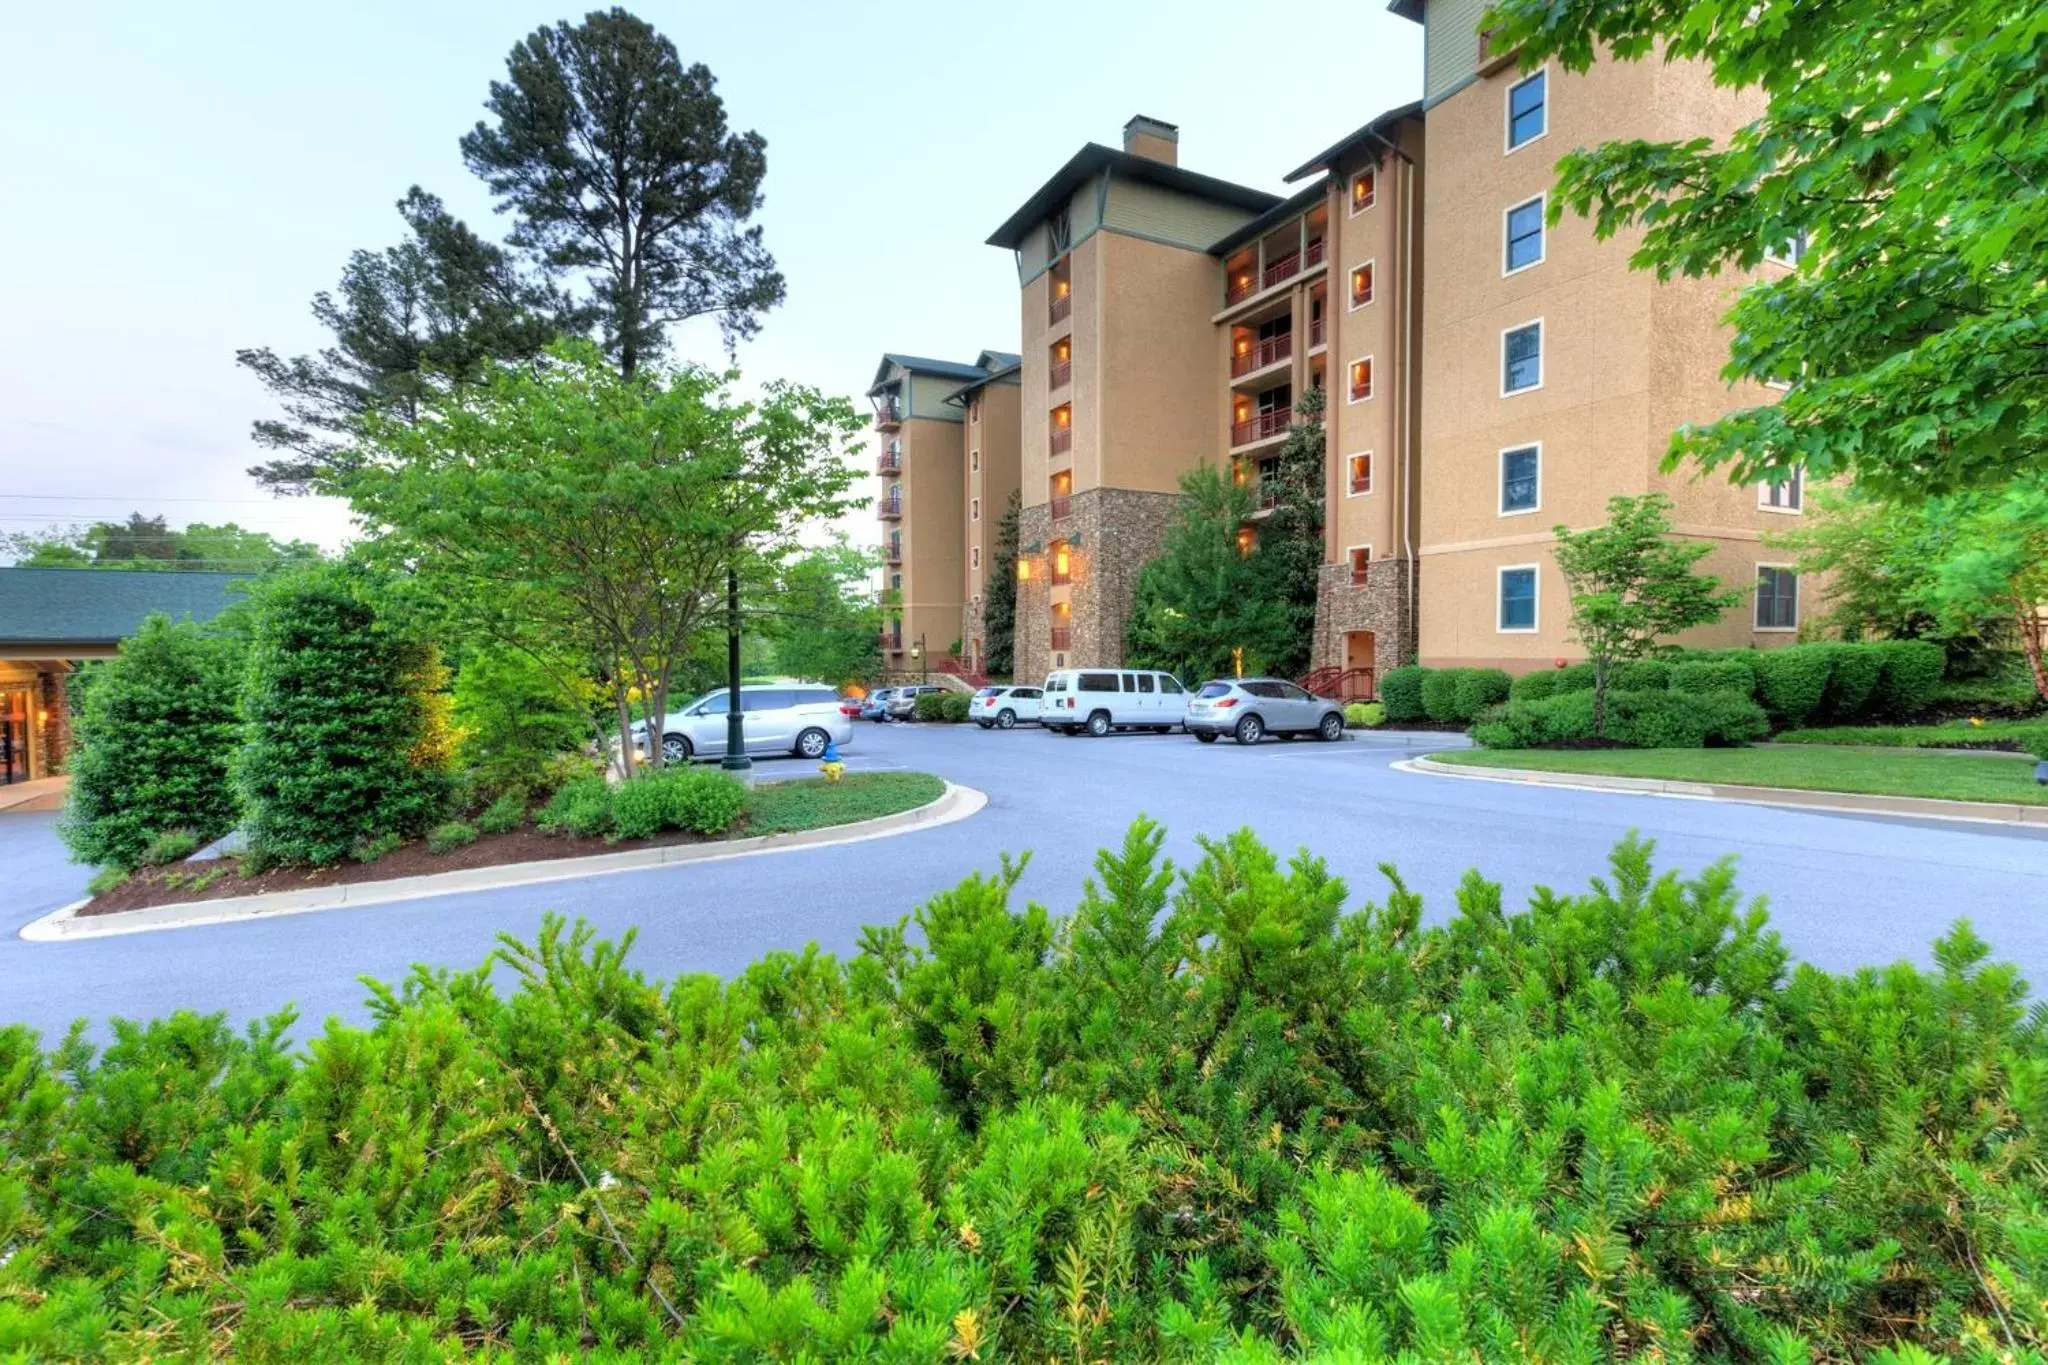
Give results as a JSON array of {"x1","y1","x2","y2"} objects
[{"x1": 1122, "y1": 115, "x2": 1179, "y2": 165}]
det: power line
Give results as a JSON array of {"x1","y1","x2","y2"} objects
[{"x1": 0, "y1": 493, "x2": 331, "y2": 507}]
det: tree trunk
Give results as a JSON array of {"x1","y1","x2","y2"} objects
[
  {"x1": 612, "y1": 680, "x2": 637, "y2": 781},
  {"x1": 2016, "y1": 595, "x2": 2048, "y2": 703},
  {"x1": 1593, "y1": 657, "x2": 1608, "y2": 738}
]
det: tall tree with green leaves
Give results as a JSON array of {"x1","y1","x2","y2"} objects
[
  {"x1": 460, "y1": 9, "x2": 784, "y2": 377},
  {"x1": 984, "y1": 492, "x2": 1021, "y2": 679},
  {"x1": 350, "y1": 342, "x2": 860, "y2": 771},
  {"x1": 4, "y1": 515, "x2": 323, "y2": 571},
  {"x1": 1484, "y1": 0, "x2": 2048, "y2": 500},
  {"x1": 239, "y1": 189, "x2": 576, "y2": 494},
  {"x1": 1551, "y1": 493, "x2": 1740, "y2": 735},
  {"x1": 762, "y1": 539, "x2": 882, "y2": 688}
]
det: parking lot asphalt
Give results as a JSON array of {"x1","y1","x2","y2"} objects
[{"x1": 4, "y1": 720, "x2": 2046, "y2": 1044}]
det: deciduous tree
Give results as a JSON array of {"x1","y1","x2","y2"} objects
[
  {"x1": 762, "y1": 539, "x2": 882, "y2": 688},
  {"x1": 1485, "y1": 0, "x2": 2048, "y2": 499},
  {"x1": 460, "y1": 8, "x2": 784, "y2": 377},
  {"x1": 4, "y1": 515, "x2": 322, "y2": 571},
  {"x1": 1551, "y1": 493, "x2": 1739, "y2": 735}
]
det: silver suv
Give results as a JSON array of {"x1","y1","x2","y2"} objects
[
  {"x1": 1185, "y1": 677, "x2": 1345, "y2": 745},
  {"x1": 636, "y1": 683, "x2": 852, "y2": 763}
]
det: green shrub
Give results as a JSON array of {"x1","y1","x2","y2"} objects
[
  {"x1": 451, "y1": 646, "x2": 597, "y2": 799},
  {"x1": 1554, "y1": 662, "x2": 1599, "y2": 693},
  {"x1": 537, "y1": 776, "x2": 613, "y2": 838},
  {"x1": 58, "y1": 614, "x2": 242, "y2": 871},
  {"x1": 350, "y1": 831, "x2": 404, "y2": 864},
  {"x1": 1473, "y1": 689, "x2": 1766, "y2": 750},
  {"x1": 609, "y1": 775, "x2": 672, "y2": 841},
  {"x1": 476, "y1": 791, "x2": 527, "y2": 836},
  {"x1": 1611, "y1": 658, "x2": 1671, "y2": 691},
  {"x1": 426, "y1": 820, "x2": 478, "y2": 854},
  {"x1": 1670, "y1": 657, "x2": 1757, "y2": 697},
  {"x1": 83, "y1": 867, "x2": 129, "y2": 897},
  {"x1": 1753, "y1": 644, "x2": 1832, "y2": 727},
  {"x1": 1509, "y1": 669, "x2": 1563, "y2": 702},
  {"x1": 137, "y1": 828, "x2": 202, "y2": 868},
  {"x1": 1419, "y1": 669, "x2": 1463, "y2": 723},
  {"x1": 1342, "y1": 702, "x2": 1385, "y2": 728},
  {"x1": 1818, "y1": 642, "x2": 1884, "y2": 723},
  {"x1": 663, "y1": 768, "x2": 747, "y2": 834},
  {"x1": 1, "y1": 825, "x2": 2039, "y2": 1361},
  {"x1": 237, "y1": 565, "x2": 454, "y2": 866},
  {"x1": 1451, "y1": 668, "x2": 1511, "y2": 720},
  {"x1": 940, "y1": 692, "x2": 973, "y2": 723},
  {"x1": 1378, "y1": 665, "x2": 1428, "y2": 722},
  {"x1": 1869, "y1": 639, "x2": 1946, "y2": 717}
]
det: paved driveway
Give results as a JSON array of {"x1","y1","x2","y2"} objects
[{"x1": 5, "y1": 725, "x2": 2047, "y2": 1044}]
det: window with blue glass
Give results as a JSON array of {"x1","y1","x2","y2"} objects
[
  {"x1": 1499, "y1": 567, "x2": 1537, "y2": 631},
  {"x1": 1503, "y1": 321, "x2": 1542, "y2": 393},
  {"x1": 1500, "y1": 444, "x2": 1540, "y2": 514},
  {"x1": 1505, "y1": 197, "x2": 1545, "y2": 272},
  {"x1": 1507, "y1": 71, "x2": 1547, "y2": 149}
]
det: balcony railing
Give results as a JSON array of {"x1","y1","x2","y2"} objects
[
  {"x1": 1262, "y1": 251, "x2": 1301, "y2": 289},
  {"x1": 1257, "y1": 485, "x2": 1280, "y2": 512},
  {"x1": 877, "y1": 450, "x2": 900, "y2": 473},
  {"x1": 1050, "y1": 627, "x2": 1071, "y2": 651},
  {"x1": 1225, "y1": 273, "x2": 1256, "y2": 306},
  {"x1": 1050, "y1": 426, "x2": 1072, "y2": 456},
  {"x1": 1351, "y1": 560, "x2": 1371, "y2": 587},
  {"x1": 878, "y1": 494, "x2": 902, "y2": 519},
  {"x1": 874, "y1": 400, "x2": 902, "y2": 428},
  {"x1": 1049, "y1": 292, "x2": 1071, "y2": 325},
  {"x1": 1304, "y1": 238, "x2": 1325, "y2": 269},
  {"x1": 1048, "y1": 359, "x2": 1071, "y2": 390},
  {"x1": 1230, "y1": 409, "x2": 1292, "y2": 447},
  {"x1": 884, "y1": 543, "x2": 902, "y2": 564},
  {"x1": 1310, "y1": 318, "x2": 1326, "y2": 349},
  {"x1": 1049, "y1": 494, "x2": 1071, "y2": 522},
  {"x1": 1230, "y1": 332, "x2": 1292, "y2": 378},
  {"x1": 880, "y1": 631, "x2": 903, "y2": 652}
]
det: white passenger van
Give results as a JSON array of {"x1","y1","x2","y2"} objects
[{"x1": 1041, "y1": 668, "x2": 1190, "y2": 736}]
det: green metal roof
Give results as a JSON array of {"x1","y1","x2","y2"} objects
[
  {"x1": 987, "y1": 144, "x2": 1279, "y2": 250},
  {"x1": 0, "y1": 568, "x2": 249, "y2": 648},
  {"x1": 1282, "y1": 100, "x2": 1425, "y2": 183}
]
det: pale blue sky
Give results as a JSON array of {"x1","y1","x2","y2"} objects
[{"x1": 0, "y1": 2, "x2": 1422, "y2": 553}]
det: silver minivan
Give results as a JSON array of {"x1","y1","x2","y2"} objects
[
  {"x1": 638, "y1": 683, "x2": 852, "y2": 763},
  {"x1": 1042, "y1": 668, "x2": 1190, "y2": 736}
]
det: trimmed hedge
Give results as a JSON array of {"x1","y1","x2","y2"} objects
[
  {"x1": 1818, "y1": 642, "x2": 1883, "y2": 722},
  {"x1": 1379, "y1": 665, "x2": 1428, "y2": 722},
  {"x1": 1471, "y1": 688, "x2": 1769, "y2": 750},
  {"x1": 940, "y1": 692, "x2": 973, "y2": 723},
  {"x1": 1343, "y1": 701, "x2": 1385, "y2": 728},
  {"x1": 0, "y1": 824, "x2": 2038, "y2": 1360},
  {"x1": 914, "y1": 690, "x2": 951, "y2": 722},
  {"x1": 1509, "y1": 669, "x2": 1563, "y2": 702},
  {"x1": 1753, "y1": 644, "x2": 1833, "y2": 727},
  {"x1": 1671, "y1": 658, "x2": 1757, "y2": 696},
  {"x1": 542, "y1": 768, "x2": 749, "y2": 842},
  {"x1": 1870, "y1": 639, "x2": 1946, "y2": 717},
  {"x1": 1423, "y1": 668, "x2": 1511, "y2": 724}
]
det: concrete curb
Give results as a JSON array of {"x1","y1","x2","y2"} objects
[
  {"x1": 22, "y1": 782, "x2": 987, "y2": 943},
  {"x1": 1395, "y1": 756, "x2": 2048, "y2": 828}
]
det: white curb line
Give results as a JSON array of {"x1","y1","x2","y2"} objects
[
  {"x1": 23, "y1": 782, "x2": 986, "y2": 943},
  {"x1": 1394, "y1": 756, "x2": 2048, "y2": 829}
]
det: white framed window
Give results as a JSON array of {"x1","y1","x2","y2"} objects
[
  {"x1": 1348, "y1": 356, "x2": 1374, "y2": 404},
  {"x1": 1765, "y1": 229, "x2": 1809, "y2": 267},
  {"x1": 971, "y1": 497, "x2": 980, "y2": 521},
  {"x1": 1350, "y1": 168, "x2": 1376, "y2": 215},
  {"x1": 1499, "y1": 442, "x2": 1541, "y2": 516},
  {"x1": 1504, "y1": 194, "x2": 1546, "y2": 275},
  {"x1": 1756, "y1": 565, "x2": 1799, "y2": 630},
  {"x1": 972, "y1": 546, "x2": 981, "y2": 569},
  {"x1": 1502, "y1": 319, "x2": 1543, "y2": 395},
  {"x1": 1347, "y1": 544, "x2": 1374, "y2": 586},
  {"x1": 1346, "y1": 451, "x2": 1374, "y2": 496},
  {"x1": 1498, "y1": 564, "x2": 1539, "y2": 632},
  {"x1": 1759, "y1": 468, "x2": 1803, "y2": 513},
  {"x1": 1506, "y1": 69, "x2": 1548, "y2": 151},
  {"x1": 1349, "y1": 260, "x2": 1375, "y2": 310},
  {"x1": 971, "y1": 449, "x2": 980, "y2": 471}
]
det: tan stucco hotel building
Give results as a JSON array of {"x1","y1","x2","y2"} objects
[{"x1": 871, "y1": 0, "x2": 1808, "y2": 685}]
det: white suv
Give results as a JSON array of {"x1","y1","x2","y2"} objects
[{"x1": 1041, "y1": 668, "x2": 1189, "y2": 736}]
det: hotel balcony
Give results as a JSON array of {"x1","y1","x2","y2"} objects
[
  {"x1": 880, "y1": 630, "x2": 903, "y2": 653},
  {"x1": 879, "y1": 492, "x2": 902, "y2": 520},
  {"x1": 877, "y1": 448, "x2": 901, "y2": 473},
  {"x1": 1050, "y1": 426, "x2": 1072, "y2": 456},
  {"x1": 1049, "y1": 292, "x2": 1071, "y2": 325},
  {"x1": 1049, "y1": 494, "x2": 1071, "y2": 522},
  {"x1": 1230, "y1": 330, "x2": 1292, "y2": 381},
  {"x1": 884, "y1": 543, "x2": 902, "y2": 564},
  {"x1": 1218, "y1": 208, "x2": 1330, "y2": 315},
  {"x1": 1050, "y1": 627, "x2": 1071, "y2": 651},
  {"x1": 1309, "y1": 317, "x2": 1325, "y2": 349},
  {"x1": 874, "y1": 399, "x2": 903, "y2": 429},
  {"x1": 1048, "y1": 359, "x2": 1071, "y2": 390},
  {"x1": 1230, "y1": 408, "x2": 1292, "y2": 449}
]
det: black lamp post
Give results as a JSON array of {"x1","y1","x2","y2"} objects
[{"x1": 721, "y1": 564, "x2": 751, "y2": 776}]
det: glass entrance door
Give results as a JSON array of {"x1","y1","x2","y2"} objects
[{"x1": 0, "y1": 689, "x2": 29, "y2": 785}]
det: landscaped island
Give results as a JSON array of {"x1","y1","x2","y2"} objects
[
  {"x1": 1437, "y1": 744, "x2": 2047, "y2": 807},
  {"x1": 2, "y1": 822, "x2": 2040, "y2": 1358}
]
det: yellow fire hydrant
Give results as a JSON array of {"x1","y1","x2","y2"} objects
[{"x1": 819, "y1": 739, "x2": 846, "y2": 784}]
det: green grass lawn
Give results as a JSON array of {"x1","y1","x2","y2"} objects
[
  {"x1": 740, "y1": 771, "x2": 946, "y2": 835},
  {"x1": 1773, "y1": 719, "x2": 2047, "y2": 751},
  {"x1": 1437, "y1": 745, "x2": 2048, "y2": 806}
]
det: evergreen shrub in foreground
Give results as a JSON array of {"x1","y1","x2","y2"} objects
[{"x1": 1, "y1": 822, "x2": 2040, "y2": 1360}]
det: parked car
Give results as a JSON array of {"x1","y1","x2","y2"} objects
[
  {"x1": 860, "y1": 688, "x2": 896, "y2": 723},
  {"x1": 971, "y1": 685, "x2": 1043, "y2": 729},
  {"x1": 634, "y1": 683, "x2": 852, "y2": 763},
  {"x1": 1041, "y1": 668, "x2": 1190, "y2": 736},
  {"x1": 886, "y1": 684, "x2": 948, "y2": 720},
  {"x1": 1185, "y1": 677, "x2": 1345, "y2": 745}
]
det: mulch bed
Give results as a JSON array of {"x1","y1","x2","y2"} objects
[{"x1": 81, "y1": 825, "x2": 718, "y2": 918}]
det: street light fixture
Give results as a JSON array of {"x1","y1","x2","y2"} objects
[
  {"x1": 911, "y1": 634, "x2": 927, "y2": 685},
  {"x1": 721, "y1": 565, "x2": 752, "y2": 777}
]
